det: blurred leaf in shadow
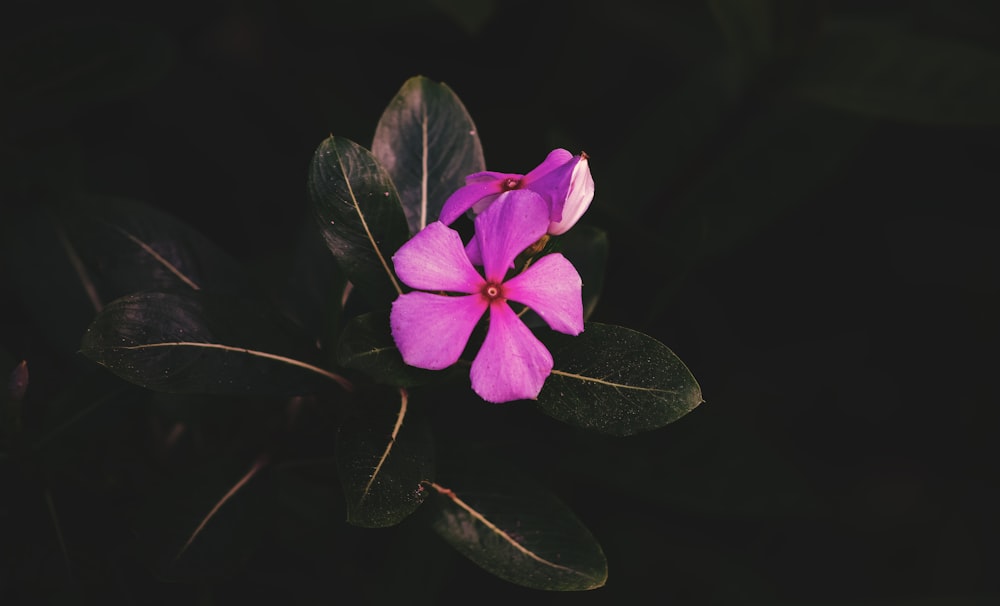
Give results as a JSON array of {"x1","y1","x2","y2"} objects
[{"x1": 791, "y1": 20, "x2": 1000, "y2": 125}]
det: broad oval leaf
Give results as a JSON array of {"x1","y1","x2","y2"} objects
[
  {"x1": 537, "y1": 323, "x2": 703, "y2": 436},
  {"x1": 792, "y1": 23, "x2": 1000, "y2": 125},
  {"x1": 80, "y1": 290, "x2": 351, "y2": 396},
  {"x1": 336, "y1": 387, "x2": 434, "y2": 527},
  {"x1": 424, "y1": 475, "x2": 607, "y2": 591},
  {"x1": 335, "y1": 309, "x2": 450, "y2": 387},
  {"x1": 372, "y1": 75, "x2": 485, "y2": 234},
  {"x1": 309, "y1": 136, "x2": 409, "y2": 308}
]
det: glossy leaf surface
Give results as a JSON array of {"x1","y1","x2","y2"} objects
[
  {"x1": 80, "y1": 291, "x2": 350, "y2": 396},
  {"x1": 309, "y1": 136, "x2": 410, "y2": 307},
  {"x1": 336, "y1": 387, "x2": 434, "y2": 527},
  {"x1": 537, "y1": 323, "x2": 703, "y2": 436},
  {"x1": 372, "y1": 75, "x2": 485, "y2": 234}
]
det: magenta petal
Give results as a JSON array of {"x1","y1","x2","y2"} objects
[
  {"x1": 473, "y1": 190, "x2": 549, "y2": 282},
  {"x1": 547, "y1": 156, "x2": 594, "y2": 235},
  {"x1": 504, "y1": 253, "x2": 584, "y2": 335},
  {"x1": 392, "y1": 222, "x2": 484, "y2": 293},
  {"x1": 439, "y1": 179, "x2": 505, "y2": 225},
  {"x1": 464, "y1": 235, "x2": 483, "y2": 266},
  {"x1": 391, "y1": 292, "x2": 487, "y2": 370},
  {"x1": 522, "y1": 148, "x2": 573, "y2": 183},
  {"x1": 470, "y1": 302, "x2": 553, "y2": 403},
  {"x1": 525, "y1": 158, "x2": 577, "y2": 223},
  {"x1": 465, "y1": 171, "x2": 513, "y2": 184}
]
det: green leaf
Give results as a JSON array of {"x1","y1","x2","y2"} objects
[
  {"x1": 2, "y1": 196, "x2": 253, "y2": 354},
  {"x1": 279, "y1": 219, "x2": 349, "y2": 350},
  {"x1": 131, "y1": 453, "x2": 272, "y2": 582},
  {"x1": 371, "y1": 75, "x2": 485, "y2": 234},
  {"x1": 537, "y1": 323, "x2": 703, "y2": 436},
  {"x1": 61, "y1": 195, "x2": 254, "y2": 298},
  {"x1": 308, "y1": 136, "x2": 409, "y2": 307},
  {"x1": 335, "y1": 309, "x2": 448, "y2": 387},
  {"x1": 792, "y1": 22, "x2": 1000, "y2": 125},
  {"x1": 336, "y1": 386, "x2": 434, "y2": 527},
  {"x1": 423, "y1": 474, "x2": 607, "y2": 591},
  {"x1": 80, "y1": 290, "x2": 352, "y2": 396}
]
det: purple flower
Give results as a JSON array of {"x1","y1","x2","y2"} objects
[
  {"x1": 438, "y1": 148, "x2": 595, "y2": 237},
  {"x1": 390, "y1": 189, "x2": 584, "y2": 403}
]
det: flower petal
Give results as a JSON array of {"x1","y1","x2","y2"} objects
[
  {"x1": 548, "y1": 155, "x2": 594, "y2": 235},
  {"x1": 474, "y1": 190, "x2": 549, "y2": 282},
  {"x1": 390, "y1": 292, "x2": 487, "y2": 370},
  {"x1": 465, "y1": 171, "x2": 513, "y2": 184},
  {"x1": 522, "y1": 148, "x2": 573, "y2": 183},
  {"x1": 464, "y1": 235, "x2": 483, "y2": 266},
  {"x1": 392, "y1": 222, "x2": 484, "y2": 293},
  {"x1": 470, "y1": 302, "x2": 553, "y2": 403},
  {"x1": 504, "y1": 253, "x2": 584, "y2": 335},
  {"x1": 439, "y1": 179, "x2": 505, "y2": 225}
]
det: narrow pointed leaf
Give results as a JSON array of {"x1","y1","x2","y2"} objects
[
  {"x1": 537, "y1": 323, "x2": 703, "y2": 436},
  {"x1": 372, "y1": 75, "x2": 485, "y2": 234},
  {"x1": 80, "y1": 291, "x2": 351, "y2": 396},
  {"x1": 309, "y1": 136, "x2": 409, "y2": 307},
  {"x1": 337, "y1": 387, "x2": 434, "y2": 527},
  {"x1": 132, "y1": 453, "x2": 272, "y2": 581},
  {"x1": 2, "y1": 204, "x2": 107, "y2": 352},
  {"x1": 424, "y1": 476, "x2": 607, "y2": 591},
  {"x1": 335, "y1": 310, "x2": 450, "y2": 387}
]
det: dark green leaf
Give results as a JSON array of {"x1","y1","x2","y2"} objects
[
  {"x1": 537, "y1": 323, "x2": 703, "y2": 436},
  {"x1": 792, "y1": 22, "x2": 1000, "y2": 125},
  {"x1": 131, "y1": 453, "x2": 272, "y2": 582},
  {"x1": 423, "y1": 474, "x2": 607, "y2": 591},
  {"x1": 80, "y1": 291, "x2": 352, "y2": 396},
  {"x1": 278, "y1": 218, "x2": 349, "y2": 350},
  {"x1": 2, "y1": 196, "x2": 254, "y2": 355},
  {"x1": 337, "y1": 386, "x2": 434, "y2": 527},
  {"x1": 372, "y1": 75, "x2": 485, "y2": 234},
  {"x1": 335, "y1": 310, "x2": 447, "y2": 387},
  {"x1": 61, "y1": 196, "x2": 254, "y2": 298},
  {"x1": 308, "y1": 136, "x2": 409, "y2": 307}
]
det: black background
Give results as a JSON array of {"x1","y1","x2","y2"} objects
[{"x1": 2, "y1": 0, "x2": 999, "y2": 604}]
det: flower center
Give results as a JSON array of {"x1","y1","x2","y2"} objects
[
  {"x1": 482, "y1": 281, "x2": 504, "y2": 301},
  {"x1": 501, "y1": 177, "x2": 521, "y2": 191}
]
